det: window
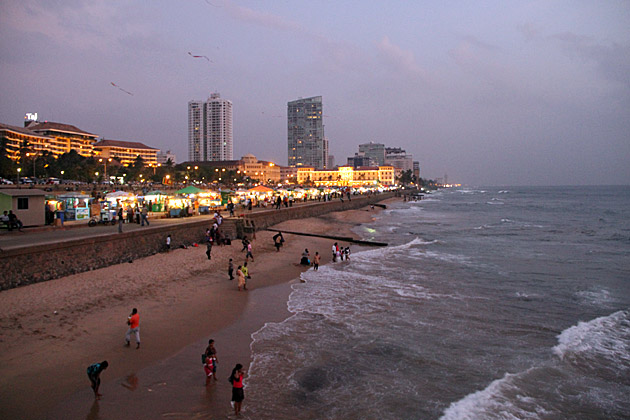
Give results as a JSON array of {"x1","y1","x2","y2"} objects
[{"x1": 17, "y1": 197, "x2": 29, "y2": 210}]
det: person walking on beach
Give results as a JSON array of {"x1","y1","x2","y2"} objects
[
  {"x1": 344, "y1": 246, "x2": 351, "y2": 261},
  {"x1": 204, "y1": 339, "x2": 218, "y2": 383},
  {"x1": 229, "y1": 364, "x2": 245, "y2": 416},
  {"x1": 125, "y1": 308, "x2": 140, "y2": 349},
  {"x1": 117, "y1": 207, "x2": 123, "y2": 233},
  {"x1": 241, "y1": 236, "x2": 249, "y2": 252},
  {"x1": 236, "y1": 265, "x2": 247, "y2": 291},
  {"x1": 87, "y1": 360, "x2": 108, "y2": 399},
  {"x1": 228, "y1": 258, "x2": 234, "y2": 280},
  {"x1": 245, "y1": 242, "x2": 254, "y2": 262},
  {"x1": 166, "y1": 234, "x2": 171, "y2": 252},
  {"x1": 273, "y1": 232, "x2": 284, "y2": 251},
  {"x1": 332, "y1": 242, "x2": 338, "y2": 262},
  {"x1": 205, "y1": 238, "x2": 213, "y2": 260},
  {"x1": 313, "y1": 252, "x2": 320, "y2": 271}
]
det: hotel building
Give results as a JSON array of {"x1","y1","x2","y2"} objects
[
  {"x1": 24, "y1": 121, "x2": 98, "y2": 158},
  {"x1": 188, "y1": 93, "x2": 233, "y2": 162},
  {"x1": 296, "y1": 165, "x2": 395, "y2": 187},
  {"x1": 287, "y1": 96, "x2": 328, "y2": 169},
  {"x1": 93, "y1": 139, "x2": 159, "y2": 166}
]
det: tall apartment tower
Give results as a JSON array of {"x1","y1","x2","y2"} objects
[
  {"x1": 287, "y1": 96, "x2": 328, "y2": 169},
  {"x1": 188, "y1": 93, "x2": 233, "y2": 162}
]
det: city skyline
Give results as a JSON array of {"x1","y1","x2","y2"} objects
[{"x1": 1, "y1": 1, "x2": 629, "y2": 185}]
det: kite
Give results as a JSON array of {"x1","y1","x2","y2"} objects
[
  {"x1": 204, "y1": 0, "x2": 222, "y2": 7},
  {"x1": 188, "y1": 52, "x2": 212, "y2": 62},
  {"x1": 110, "y1": 82, "x2": 133, "y2": 96}
]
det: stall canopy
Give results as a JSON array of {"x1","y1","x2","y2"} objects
[
  {"x1": 175, "y1": 186, "x2": 205, "y2": 195},
  {"x1": 105, "y1": 191, "x2": 134, "y2": 199},
  {"x1": 248, "y1": 185, "x2": 274, "y2": 193}
]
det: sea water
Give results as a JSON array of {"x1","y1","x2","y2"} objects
[{"x1": 245, "y1": 186, "x2": 630, "y2": 420}]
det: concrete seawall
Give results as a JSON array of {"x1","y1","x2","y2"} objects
[{"x1": 0, "y1": 192, "x2": 395, "y2": 290}]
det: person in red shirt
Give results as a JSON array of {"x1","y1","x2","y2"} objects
[
  {"x1": 229, "y1": 364, "x2": 245, "y2": 415},
  {"x1": 125, "y1": 308, "x2": 140, "y2": 349}
]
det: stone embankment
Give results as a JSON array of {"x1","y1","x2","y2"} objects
[{"x1": 0, "y1": 192, "x2": 395, "y2": 290}]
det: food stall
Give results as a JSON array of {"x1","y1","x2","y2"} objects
[
  {"x1": 197, "y1": 190, "x2": 222, "y2": 214},
  {"x1": 57, "y1": 193, "x2": 91, "y2": 220},
  {"x1": 143, "y1": 190, "x2": 168, "y2": 212},
  {"x1": 103, "y1": 191, "x2": 136, "y2": 220},
  {"x1": 169, "y1": 186, "x2": 204, "y2": 217}
]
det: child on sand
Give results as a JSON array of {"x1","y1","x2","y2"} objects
[
  {"x1": 87, "y1": 361, "x2": 108, "y2": 399},
  {"x1": 313, "y1": 252, "x2": 320, "y2": 271}
]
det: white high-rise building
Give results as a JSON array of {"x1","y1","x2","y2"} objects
[{"x1": 188, "y1": 93, "x2": 233, "y2": 162}]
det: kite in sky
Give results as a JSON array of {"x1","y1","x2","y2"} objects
[
  {"x1": 110, "y1": 82, "x2": 133, "y2": 96},
  {"x1": 188, "y1": 52, "x2": 212, "y2": 62}
]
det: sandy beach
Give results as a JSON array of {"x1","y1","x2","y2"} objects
[{"x1": 0, "y1": 205, "x2": 383, "y2": 420}]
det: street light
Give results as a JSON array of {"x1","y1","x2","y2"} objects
[
  {"x1": 99, "y1": 158, "x2": 112, "y2": 180},
  {"x1": 60, "y1": 170, "x2": 64, "y2": 184},
  {"x1": 17, "y1": 167, "x2": 21, "y2": 184},
  {"x1": 26, "y1": 152, "x2": 38, "y2": 178}
]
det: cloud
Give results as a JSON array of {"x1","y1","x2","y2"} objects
[
  {"x1": 550, "y1": 32, "x2": 630, "y2": 88},
  {"x1": 375, "y1": 36, "x2": 428, "y2": 79},
  {"x1": 222, "y1": 0, "x2": 301, "y2": 32}
]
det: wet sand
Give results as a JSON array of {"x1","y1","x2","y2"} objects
[{"x1": 0, "y1": 206, "x2": 383, "y2": 419}]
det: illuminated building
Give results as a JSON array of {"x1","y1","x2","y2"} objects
[
  {"x1": 94, "y1": 139, "x2": 158, "y2": 166},
  {"x1": 0, "y1": 123, "x2": 54, "y2": 161},
  {"x1": 182, "y1": 154, "x2": 282, "y2": 183},
  {"x1": 24, "y1": 120, "x2": 99, "y2": 157},
  {"x1": 188, "y1": 93, "x2": 233, "y2": 162},
  {"x1": 287, "y1": 96, "x2": 328, "y2": 169},
  {"x1": 296, "y1": 165, "x2": 395, "y2": 187}
]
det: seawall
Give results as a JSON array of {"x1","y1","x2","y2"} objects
[{"x1": 0, "y1": 192, "x2": 395, "y2": 290}]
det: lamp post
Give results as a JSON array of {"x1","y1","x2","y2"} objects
[
  {"x1": 17, "y1": 167, "x2": 21, "y2": 185},
  {"x1": 99, "y1": 158, "x2": 112, "y2": 181},
  {"x1": 26, "y1": 152, "x2": 38, "y2": 178}
]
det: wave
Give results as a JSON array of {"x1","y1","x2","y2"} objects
[
  {"x1": 553, "y1": 310, "x2": 630, "y2": 383},
  {"x1": 441, "y1": 311, "x2": 630, "y2": 419},
  {"x1": 440, "y1": 369, "x2": 551, "y2": 420}
]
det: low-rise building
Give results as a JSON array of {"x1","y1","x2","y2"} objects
[
  {"x1": 296, "y1": 165, "x2": 395, "y2": 187},
  {"x1": 94, "y1": 139, "x2": 159, "y2": 166},
  {"x1": 0, "y1": 189, "x2": 46, "y2": 227}
]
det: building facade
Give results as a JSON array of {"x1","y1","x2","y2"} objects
[
  {"x1": 24, "y1": 121, "x2": 99, "y2": 158},
  {"x1": 0, "y1": 123, "x2": 54, "y2": 161},
  {"x1": 358, "y1": 142, "x2": 386, "y2": 166},
  {"x1": 94, "y1": 139, "x2": 159, "y2": 166},
  {"x1": 296, "y1": 165, "x2": 395, "y2": 187},
  {"x1": 157, "y1": 150, "x2": 177, "y2": 165},
  {"x1": 385, "y1": 147, "x2": 413, "y2": 172},
  {"x1": 287, "y1": 96, "x2": 328, "y2": 169},
  {"x1": 188, "y1": 93, "x2": 233, "y2": 162},
  {"x1": 182, "y1": 154, "x2": 282, "y2": 184}
]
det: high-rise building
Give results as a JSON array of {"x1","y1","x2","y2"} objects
[
  {"x1": 359, "y1": 142, "x2": 385, "y2": 166},
  {"x1": 188, "y1": 93, "x2": 233, "y2": 162},
  {"x1": 287, "y1": 96, "x2": 328, "y2": 169}
]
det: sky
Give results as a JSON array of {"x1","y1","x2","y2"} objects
[{"x1": 1, "y1": 0, "x2": 629, "y2": 186}]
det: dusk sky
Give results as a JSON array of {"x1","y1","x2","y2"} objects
[{"x1": 1, "y1": 1, "x2": 629, "y2": 186}]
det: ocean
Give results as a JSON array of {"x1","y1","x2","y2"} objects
[{"x1": 245, "y1": 186, "x2": 630, "y2": 420}]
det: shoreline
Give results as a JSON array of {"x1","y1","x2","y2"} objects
[{"x1": 0, "y1": 202, "x2": 388, "y2": 419}]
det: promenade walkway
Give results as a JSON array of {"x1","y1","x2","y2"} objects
[{"x1": 0, "y1": 199, "x2": 326, "y2": 251}]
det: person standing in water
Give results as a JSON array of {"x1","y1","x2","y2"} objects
[{"x1": 229, "y1": 364, "x2": 245, "y2": 416}]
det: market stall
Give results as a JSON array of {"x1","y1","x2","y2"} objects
[{"x1": 57, "y1": 193, "x2": 91, "y2": 220}]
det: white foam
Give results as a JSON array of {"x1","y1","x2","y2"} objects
[
  {"x1": 552, "y1": 310, "x2": 630, "y2": 374},
  {"x1": 440, "y1": 369, "x2": 549, "y2": 420}
]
